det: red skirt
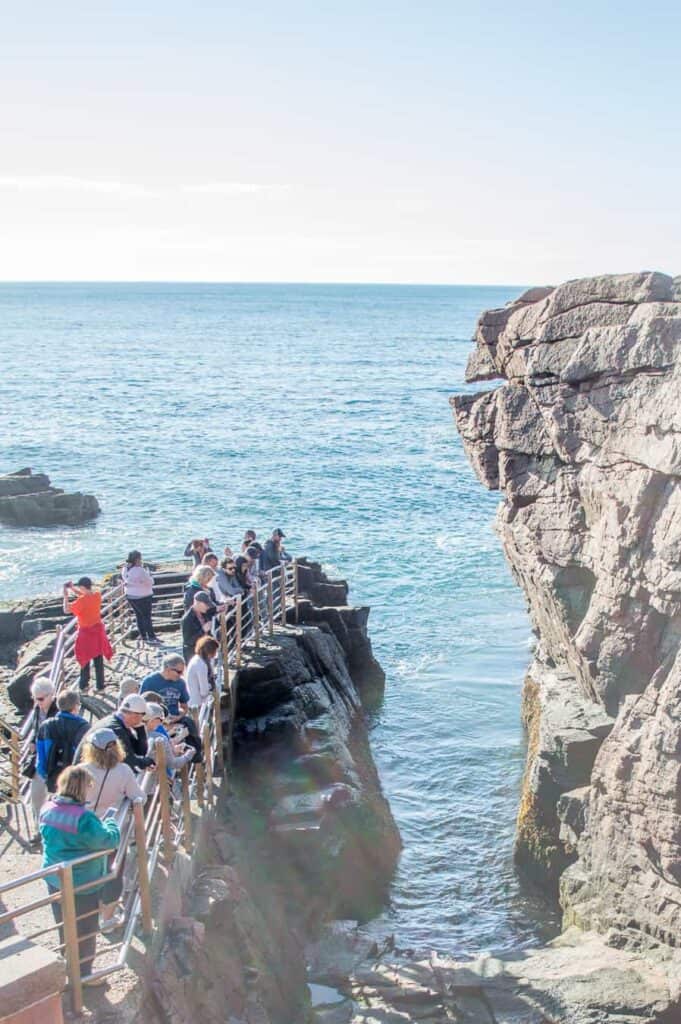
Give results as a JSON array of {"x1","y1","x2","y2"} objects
[{"x1": 74, "y1": 622, "x2": 113, "y2": 666}]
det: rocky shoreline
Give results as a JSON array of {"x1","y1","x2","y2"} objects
[{"x1": 452, "y1": 271, "x2": 681, "y2": 1021}]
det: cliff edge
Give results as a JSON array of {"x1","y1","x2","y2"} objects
[{"x1": 452, "y1": 272, "x2": 681, "y2": 960}]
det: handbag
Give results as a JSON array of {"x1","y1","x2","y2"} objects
[{"x1": 21, "y1": 753, "x2": 37, "y2": 780}]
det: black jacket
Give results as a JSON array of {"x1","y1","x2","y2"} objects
[
  {"x1": 37, "y1": 711, "x2": 90, "y2": 792},
  {"x1": 97, "y1": 712, "x2": 154, "y2": 773},
  {"x1": 181, "y1": 606, "x2": 215, "y2": 659}
]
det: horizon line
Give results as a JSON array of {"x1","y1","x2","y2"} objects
[{"x1": 0, "y1": 278, "x2": 529, "y2": 289}]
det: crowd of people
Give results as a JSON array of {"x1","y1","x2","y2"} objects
[{"x1": 18, "y1": 525, "x2": 293, "y2": 983}]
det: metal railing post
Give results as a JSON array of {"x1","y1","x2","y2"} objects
[
  {"x1": 201, "y1": 723, "x2": 212, "y2": 805},
  {"x1": 155, "y1": 745, "x2": 173, "y2": 855},
  {"x1": 9, "y1": 730, "x2": 19, "y2": 801},
  {"x1": 279, "y1": 566, "x2": 287, "y2": 626},
  {"x1": 213, "y1": 689, "x2": 225, "y2": 772},
  {"x1": 220, "y1": 609, "x2": 229, "y2": 698},
  {"x1": 132, "y1": 801, "x2": 153, "y2": 934},
  {"x1": 179, "y1": 765, "x2": 192, "y2": 851},
  {"x1": 267, "y1": 573, "x2": 274, "y2": 634},
  {"x1": 252, "y1": 584, "x2": 260, "y2": 646},
  {"x1": 235, "y1": 597, "x2": 242, "y2": 667},
  {"x1": 294, "y1": 559, "x2": 299, "y2": 624},
  {"x1": 59, "y1": 863, "x2": 83, "y2": 1013}
]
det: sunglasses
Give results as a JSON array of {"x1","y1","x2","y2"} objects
[{"x1": 35, "y1": 696, "x2": 51, "y2": 702}]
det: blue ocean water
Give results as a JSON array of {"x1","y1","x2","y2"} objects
[{"x1": 0, "y1": 283, "x2": 556, "y2": 953}]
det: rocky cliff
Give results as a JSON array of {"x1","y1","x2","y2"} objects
[
  {"x1": 452, "y1": 272, "x2": 681, "y2": 963},
  {"x1": 144, "y1": 586, "x2": 400, "y2": 1024}
]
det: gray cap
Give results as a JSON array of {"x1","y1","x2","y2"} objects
[
  {"x1": 89, "y1": 727, "x2": 118, "y2": 750},
  {"x1": 145, "y1": 702, "x2": 166, "y2": 722},
  {"x1": 193, "y1": 590, "x2": 212, "y2": 604}
]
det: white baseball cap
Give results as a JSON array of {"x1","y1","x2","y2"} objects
[{"x1": 119, "y1": 693, "x2": 148, "y2": 714}]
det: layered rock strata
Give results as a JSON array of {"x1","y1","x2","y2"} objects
[
  {"x1": 452, "y1": 272, "x2": 681, "y2": 958},
  {"x1": 146, "y1": 596, "x2": 399, "y2": 1024},
  {"x1": 0, "y1": 468, "x2": 99, "y2": 527}
]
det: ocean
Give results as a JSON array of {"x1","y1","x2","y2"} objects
[{"x1": 0, "y1": 282, "x2": 557, "y2": 953}]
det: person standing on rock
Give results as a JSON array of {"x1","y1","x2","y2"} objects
[
  {"x1": 63, "y1": 577, "x2": 113, "y2": 692},
  {"x1": 122, "y1": 550, "x2": 158, "y2": 644}
]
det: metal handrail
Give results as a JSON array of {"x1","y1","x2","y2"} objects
[{"x1": 2, "y1": 557, "x2": 300, "y2": 1012}]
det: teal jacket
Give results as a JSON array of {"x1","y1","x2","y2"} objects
[{"x1": 39, "y1": 795, "x2": 120, "y2": 892}]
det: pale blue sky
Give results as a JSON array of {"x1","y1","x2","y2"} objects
[{"x1": 1, "y1": 2, "x2": 679, "y2": 283}]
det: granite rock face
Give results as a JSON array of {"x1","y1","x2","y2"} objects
[
  {"x1": 452, "y1": 272, "x2": 681, "y2": 960},
  {"x1": 233, "y1": 624, "x2": 400, "y2": 924},
  {"x1": 0, "y1": 468, "x2": 99, "y2": 527}
]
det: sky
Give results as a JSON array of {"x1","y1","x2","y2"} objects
[{"x1": 1, "y1": 1, "x2": 679, "y2": 285}]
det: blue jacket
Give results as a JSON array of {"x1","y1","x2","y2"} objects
[{"x1": 37, "y1": 711, "x2": 90, "y2": 791}]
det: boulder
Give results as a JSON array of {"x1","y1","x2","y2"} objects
[
  {"x1": 0, "y1": 468, "x2": 100, "y2": 526},
  {"x1": 7, "y1": 631, "x2": 57, "y2": 709}
]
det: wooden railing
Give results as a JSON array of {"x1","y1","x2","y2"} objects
[{"x1": 0, "y1": 558, "x2": 300, "y2": 1012}]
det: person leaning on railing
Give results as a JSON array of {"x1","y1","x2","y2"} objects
[
  {"x1": 121, "y1": 550, "x2": 159, "y2": 645},
  {"x1": 186, "y1": 636, "x2": 220, "y2": 709},
  {"x1": 183, "y1": 565, "x2": 217, "y2": 610},
  {"x1": 21, "y1": 676, "x2": 58, "y2": 848},
  {"x1": 39, "y1": 764, "x2": 121, "y2": 985},
  {"x1": 140, "y1": 654, "x2": 204, "y2": 763},
  {"x1": 144, "y1": 703, "x2": 194, "y2": 779},
  {"x1": 93, "y1": 694, "x2": 155, "y2": 774},
  {"x1": 181, "y1": 590, "x2": 218, "y2": 664},
  {"x1": 63, "y1": 577, "x2": 113, "y2": 692},
  {"x1": 213, "y1": 557, "x2": 244, "y2": 603},
  {"x1": 260, "y1": 528, "x2": 292, "y2": 571}
]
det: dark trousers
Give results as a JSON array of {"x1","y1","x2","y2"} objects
[
  {"x1": 80, "y1": 655, "x2": 104, "y2": 691},
  {"x1": 49, "y1": 886, "x2": 100, "y2": 977},
  {"x1": 128, "y1": 595, "x2": 156, "y2": 640}
]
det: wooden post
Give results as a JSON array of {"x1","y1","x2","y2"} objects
[
  {"x1": 280, "y1": 565, "x2": 287, "y2": 626},
  {"x1": 235, "y1": 597, "x2": 242, "y2": 667},
  {"x1": 252, "y1": 584, "x2": 260, "y2": 646},
  {"x1": 133, "y1": 801, "x2": 153, "y2": 934},
  {"x1": 293, "y1": 559, "x2": 299, "y2": 624},
  {"x1": 59, "y1": 863, "x2": 83, "y2": 1013},
  {"x1": 201, "y1": 723, "x2": 212, "y2": 805},
  {"x1": 179, "y1": 764, "x2": 192, "y2": 851},
  {"x1": 267, "y1": 573, "x2": 274, "y2": 634},
  {"x1": 213, "y1": 690, "x2": 225, "y2": 772},
  {"x1": 192, "y1": 708, "x2": 205, "y2": 806},
  {"x1": 155, "y1": 744, "x2": 173, "y2": 855}
]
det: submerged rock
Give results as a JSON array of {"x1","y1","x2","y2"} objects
[{"x1": 0, "y1": 468, "x2": 99, "y2": 527}]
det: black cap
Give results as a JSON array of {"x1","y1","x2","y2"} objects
[
  {"x1": 76, "y1": 576, "x2": 92, "y2": 588},
  {"x1": 274, "y1": 528, "x2": 285, "y2": 538}
]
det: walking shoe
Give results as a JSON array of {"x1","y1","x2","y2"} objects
[
  {"x1": 28, "y1": 833, "x2": 41, "y2": 849},
  {"x1": 100, "y1": 910, "x2": 125, "y2": 934}
]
